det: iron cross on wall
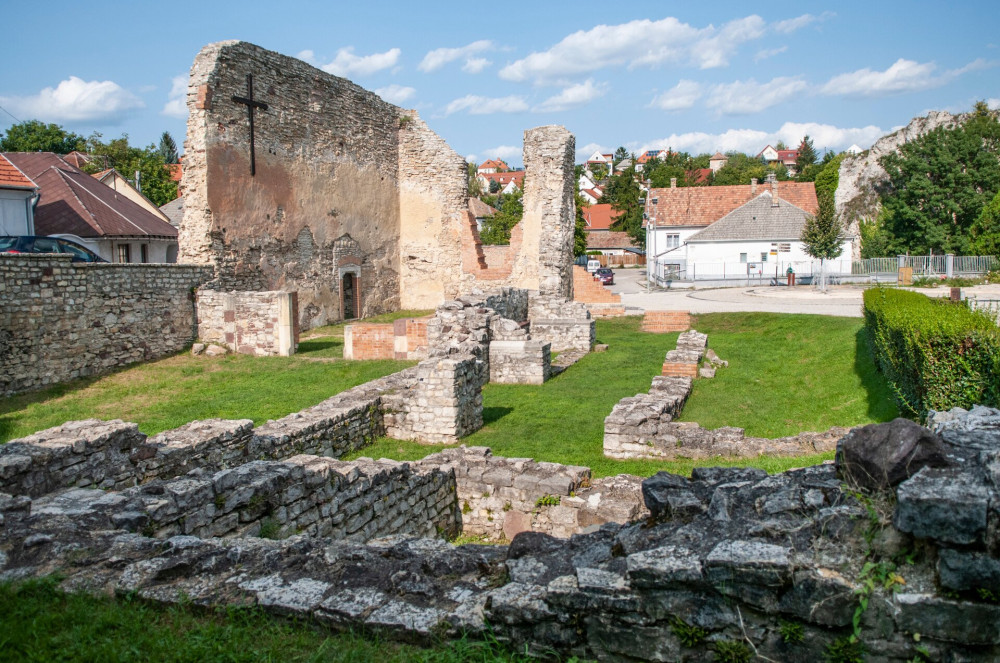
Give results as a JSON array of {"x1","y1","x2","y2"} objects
[{"x1": 231, "y1": 73, "x2": 269, "y2": 176}]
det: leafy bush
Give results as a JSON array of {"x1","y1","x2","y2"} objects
[{"x1": 863, "y1": 287, "x2": 1000, "y2": 415}]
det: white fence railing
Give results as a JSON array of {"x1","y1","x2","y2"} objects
[
  {"x1": 852, "y1": 255, "x2": 998, "y2": 276},
  {"x1": 967, "y1": 296, "x2": 1000, "y2": 325}
]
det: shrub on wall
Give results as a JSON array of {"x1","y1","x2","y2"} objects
[{"x1": 863, "y1": 287, "x2": 1000, "y2": 416}]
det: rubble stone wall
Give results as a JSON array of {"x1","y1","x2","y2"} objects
[
  {"x1": 8, "y1": 411, "x2": 1000, "y2": 660},
  {"x1": 0, "y1": 255, "x2": 214, "y2": 397},
  {"x1": 417, "y1": 446, "x2": 648, "y2": 541},
  {"x1": 196, "y1": 289, "x2": 298, "y2": 356},
  {"x1": 488, "y1": 340, "x2": 551, "y2": 385},
  {"x1": 384, "y1": 356, "x2": 486, "y2": 443}
]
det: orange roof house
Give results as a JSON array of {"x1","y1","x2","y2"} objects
[
  {"x1": 645, "y1": 178, "x2": 817, "y2": 229},
  {"x1": 0, "y1": 153, "x2": 39, "y2": 235}
]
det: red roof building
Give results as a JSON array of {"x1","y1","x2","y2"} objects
[
  {"x1": 3, "y1": 152, "x2": 179, "y2": 263},
  {"x1": 0, "y1": 154, "x2": 39, "y2": 235}
]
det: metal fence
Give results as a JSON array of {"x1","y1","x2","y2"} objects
[{"x1": 852, "y1": 255, "x2": 998, "y2": 276}]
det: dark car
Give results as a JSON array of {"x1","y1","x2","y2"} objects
[
  {"x1": 594, "y1": 267, "x2": 614, "y2": 285},
  {"x1": 0, "y1": 236, "x2": 107, "y2": 263}
]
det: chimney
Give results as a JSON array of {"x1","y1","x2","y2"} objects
[
  {"x1": 670, "y1": 177, "x2": 677, "y2": 188},
  {"x1": 751, "y1": 178, "x2": 757, "y2": 195},
  {"x1": 770, "y1": 178, "x2": 779, "y2": 207}
]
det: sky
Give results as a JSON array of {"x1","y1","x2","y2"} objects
[{"x1": 1, "y1": 1, "x2": 998, "y2": 167}]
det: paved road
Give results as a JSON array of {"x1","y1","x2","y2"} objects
[{"x1": 603, "y1": 268, "x2": 1000, "y2": 318}]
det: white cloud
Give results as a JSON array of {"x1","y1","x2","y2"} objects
[
  {"x1": 161, "y1": 74, "x2": 188, "y2": 118},
  {"x1": 535, "y1": 79, "x2": 607, "y2": 112},
  {"x1": 637, "y1": 121, "x2": 885, "y2": 156},
  {"x1": 480, "y1": 144, "x2": 522, "y2": 161},
  {"x1": 0, "y1": 76, "x2": 144, "y2": 124},
  {"x1": 419, "y1": 40, "x2": 493, "y2": 72},
  {"x1": 650, "y1": 80, "x2": 702, "y2": 111},
  {"x1": 820, "y1": 58, "x2": 990, "y2": 98},
  {"x1": 499, "y1": 15, "x2": 766, "y2": 84},
  {"x1": 444, "y1": 94, "x2": 528, "y2": 115},
  {"x1": 462, "y1": 58, "x2": 492, "y2": 74},
  {"x1": 988, "y1": 98, "x2": 1000, "y2": 110},
  {"x1": 297, "y1": 49, "x2": 317, "y2": 65},
  {"x1": 319, "y1": 47, "x2": 401, "y2": 77},
  {"x1": 374, "y1": 84, "x2": 416, "y2": 105},
  {"x1": 575, "y1": 142, "x2": 611, "y2": 161},
  {"x1": 706, "y1": 76, "x2": 807, "y2": 115},
  {"x1": 754, "y1": 46, "x2": 787, "y2": 63},
  {"x1": 773, "y1": 12, "x2": 834, "y2": 35}
]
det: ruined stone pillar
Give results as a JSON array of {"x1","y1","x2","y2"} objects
[{"x1": 514, "y1": 126, "x2": 576, "y2": 299}]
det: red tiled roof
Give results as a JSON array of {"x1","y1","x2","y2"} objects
[
  {"x1": 480, "y1": 171, "x2": 525, "y2": 186},
  {"x1": 585, "y1": 230, "x2": 639, "y2": 250},
  {"x1": 582, "y1": 203, "x2": 618, "y2": 230},
  {"x1": 645, "y1": 181, "x2": 818, "y2": 228},
  {"x1": 581, "y1": 187, "x2": 602, "y2": 200},
  {"x1": 478, "y1": 159, "x2": 509, "y2": 172},
  {"x1": 468, "y1": 197, "x2": 497, "y2": 217},
  {"x1": 710, "y1": 152, "x2": 727, "y2": 161},
  {"x1": 62, "y1": 151, "x2": 95, "y2": 169},
  {"x1": 688, "y1": 168, "x2": 712, "y2": 184},
  {"x1": 0, "y1": 154, "x2": 37, "y2": 189},
  {"x1": 777, "y1": 149, "x2": 799, "y2": 164},
  {"x1": 2, "y1": 152, "x2": 178, "y2": 239},
  {"x1": 167, "y1": 163, "x2": 183, "y2": 182}
]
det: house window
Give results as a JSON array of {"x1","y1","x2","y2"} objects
[
  {"x1": 666, "y1": 234, "x2": 680, "y2": 248},
  {"x1": 117, "y1": 244, "x2": 131, "y2": 263},
  {"x1": 651, "y1": 198, "x2": 658, "y2": 205},
  {"x1": 740, "y1": 253, "x2": 747, "y2": 263},
  {"x1": 140, "y1": 244, "x2": 149, "y2": 263}
]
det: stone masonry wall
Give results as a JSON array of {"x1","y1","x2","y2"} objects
[
  {"x1": 10, "y1": 412, "x2": 1000, "y2": 659},
  {"x1": 512, "y1": 126, "x2": 576, "y2": 298},
  {"x1": 181, "y1": 41, "x2": 404, "y2": 329},
  {"x1": 527, "y1": 292, "x2": 595, "y2": 353},
  {"x1": 383, "y1": 356, "x2": 486, "y2": 443},
  {"x1": 416, "y1": 446, "x2": 648, "y2": 541},
  {"x1": 489, "y1": 340, "x2": 551, "y2": 385},
  {"x1": 0, "y1": 255, "x2": 214, "y2": 397},
  {"x1": 196, "y1": 289, "x2": 298, "y2": 356},
  {"x1": 26, "y1": 455, "x2": 459, "y2": 542}
]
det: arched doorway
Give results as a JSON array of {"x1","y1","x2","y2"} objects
[{"x1": 342, "y1": 272, "x2": 358, "y2": 320}]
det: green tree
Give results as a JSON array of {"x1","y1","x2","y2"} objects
[
  {"x1": 158, "y1": 131, "x2": 179, "y2": 164},
  {"x1": 795, "y1": 135, "x2": 817, "y2": 175},
  {"x1": 877, "y1": 101, "x2": 1000, "y2": 254},
  {"x1": 589, "y1": 162, "x2": 608, "y2": 182},
  {"x1": 813, "y1": 153, "x2": 844, "y2": 202},
  {"x1": 711, "y1": 152, "x2": 770, "y2": 186},
  {"x1": 645, "y1": 150, "x2": 705, "y2": 188},
  {"x1": 573, "y1": 192, "x2": 588, "y2": 256},
  {"x1": 605, "y1": 165, "x2": 645, "y2": 249},
  {"x1": 480, "y1": 190, "x2": 523, "y2": 245},
  {"x1": 0, "y1": 120, "x2": 84, "y2": 153},
  {"x1": 970, "y1": 189, "x2": 1000, "y2": 257},
  {"x1": 83, "y1": 133, "x2": 178, "y2": 206},
  {"x1": 859, "y1": 214, "x2": 891, "y2": 259},
  {"x1": 488, "y1": 179, "x2": 501, "y2": 194},
  {"x1": 613, "y1": 146, "x2": 628, "y2": 166},
  {"x1": 801, "y1": 192, "x2": 843, "y2": 291},
  {"x1": 467, "y1": 162, "x2": 484, "y2": 198}
]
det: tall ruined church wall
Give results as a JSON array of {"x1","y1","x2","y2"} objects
[
  {"x1": 397, "y1": 114, "x2": 468, "y2": 308},
  {"x1": 180, "y1": 41, "x2": 403, "y2": 329}
]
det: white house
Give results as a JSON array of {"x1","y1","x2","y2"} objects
[
  {"x1": 645, "y1": 177, "x2": 821, "y2": 282},
  {"x1": 580, "y1": 186, "x2": 603, "y2": 205},
  {"x1": 708, "y1": 152, "x2": 728, "y2": 173},
  {"x1": 0, "y1": 154, "x2": 38, "y2": 236},
  {"x1": 756, "y1": 145, "x2": 780, "y2": 163},
  {"x1": 681, "y1": 191, "x2": 854, "y2": 280},
  {"x1": 846, "y1": 144, "x2": 863, "y2": 155}
]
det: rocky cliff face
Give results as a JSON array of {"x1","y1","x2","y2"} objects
[{"x1": 835, "y1": 110, "x2": 964, "y2": 259}]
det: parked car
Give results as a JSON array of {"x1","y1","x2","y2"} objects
[
  {"x1": 586, "y1": 258, "x2": 601, "y2": 273},
  {"x1": 0, "y1": 236, "x2": 107, "y2": 263},
  {"x1": 594, "y1": 267, "x2": 614, "y2": 285}
]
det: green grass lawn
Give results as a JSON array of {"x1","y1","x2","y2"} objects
[
  {"x1": 2, "y1": 313, "x2": 898, "y2": 478},
  {"x1": 349, "y1": 313, "x2": 899, "y2": 477},
  {"x1": 0, "y1": 579, "x2": 538, "y2": 663}
]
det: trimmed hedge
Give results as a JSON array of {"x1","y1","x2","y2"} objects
[{"x1": 863, "y1": 287, "x2": 1000, "y2": 415}]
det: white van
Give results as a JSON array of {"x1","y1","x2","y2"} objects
[{"x1": 586, "y1": 258, "x2": 601, "y2": 273}]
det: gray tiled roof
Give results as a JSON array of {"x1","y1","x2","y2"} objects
[
  {"x1": 686, "y1": 192, "x2": 810, "y2": 242},
  {"x1": 160, "y1": 196, "x2": 184, "y2": 228}
]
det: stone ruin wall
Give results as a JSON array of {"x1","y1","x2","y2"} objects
[
  {"x1": 196, "y1": 289, "x2": 299, "y2": 356},
  {"x1": 605, "y1": 330, "x2": 848, "y2": 460},
  {"x1": 0, "y1": 255, "x2": 214, "y2": 397},
  {"x1": 181, "y1": 40, "x2": 404, "y2": 329},
  {"x1": 6, "y1": 409, "x2": 1000, "y2": 660}
]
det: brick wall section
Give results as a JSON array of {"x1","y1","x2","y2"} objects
[
  {"x1": 661, "y1": 331, "x2": 706, "y2": 377},
  {"x1": 196, "y1": 289, "x2": 298, "y2": 356},
  {"x1": 416, "y1": 447, "x2": 648, "y2": 540},
  {"x1": 343, "y1": 323, "x2": 396, "y2": 360},
  {"x1": 0, "y1": 255, "x2": 214, "y2": 397},
  {"x1": 342, "y1": 316, "x2": 431, "y2": 360},
  {"x1": 641, "y1": 310, "x2": 691, "y2": 332},
  {"x1": 571, "y1": 266, "x2": 626, "y2": 318}
]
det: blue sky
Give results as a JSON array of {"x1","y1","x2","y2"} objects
[{"x1": 1, "y1": 1, "x2": 997, "y2": 167}]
